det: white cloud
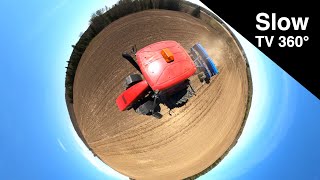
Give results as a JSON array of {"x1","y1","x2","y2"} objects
[
  {"x1": 46, "y1": 0, "x2": 69, "y2": 18},
  {"x1": 23, "y1": 0, "x2": 69, "y2": 43},
  {"x1": 58, "y1": 138, "x2": 68, "y2": 152}
]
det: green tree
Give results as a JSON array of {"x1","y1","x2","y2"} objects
[
  {"x1": 191, "y1": 6, "x2": 201, "y2": 18},
  {"x1": 148, "y1": 0, "x2": 153, "y2": 9}
]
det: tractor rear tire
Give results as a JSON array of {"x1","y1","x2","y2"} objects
[
  {"x1": 165, "y1": 85, "x2": 195, "y2": 109},
  {"x1": 175, "y1": 86, "x2": 194, "y2": 105},
  {"x1": 124, "y1": 74, "x2": 143, "y2": 89}
]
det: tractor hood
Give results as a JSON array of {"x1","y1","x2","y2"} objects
[{"x1": 136, "y1": 41, "x2": 196, "y2": 91}]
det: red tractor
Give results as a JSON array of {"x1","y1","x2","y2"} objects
[{"x1": 116, "y1": 40, "x2": 218, "y2": 119}]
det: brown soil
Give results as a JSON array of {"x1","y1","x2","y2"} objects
[{"x1": 71, "y1": 10, "x2": 251, "y2": 179}]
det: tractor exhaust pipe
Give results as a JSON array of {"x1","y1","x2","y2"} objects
[{"x1": 122, "y1": 53, "x2": 142, "y2": 74}]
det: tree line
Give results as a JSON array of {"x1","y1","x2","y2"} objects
[{"x1": 65, "y1": 0, "x2": 201, "y2": 103}]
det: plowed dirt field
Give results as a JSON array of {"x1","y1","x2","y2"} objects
[{"x1": 71, "y1": 10, "x2": 251, "y2": 179}]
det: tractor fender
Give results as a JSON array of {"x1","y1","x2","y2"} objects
[{"x1": 116, "y1": 80, "x2": 150, "y2": 111}]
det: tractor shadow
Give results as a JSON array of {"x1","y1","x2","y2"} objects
[
  {"x1": 130, "y1": 80, "x2": 195, "y2": 119},
  {"x1": 161, "y1": 88, "x2": 193, "y2": 116}
]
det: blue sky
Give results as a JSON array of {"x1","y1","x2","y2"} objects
[{"x1": 0, "y1": 0, "x2": 319, "y2": 179}]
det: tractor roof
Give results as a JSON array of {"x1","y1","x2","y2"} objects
[{"x1": 136, "y1": 41, "x2": 196, "y2": 91}]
